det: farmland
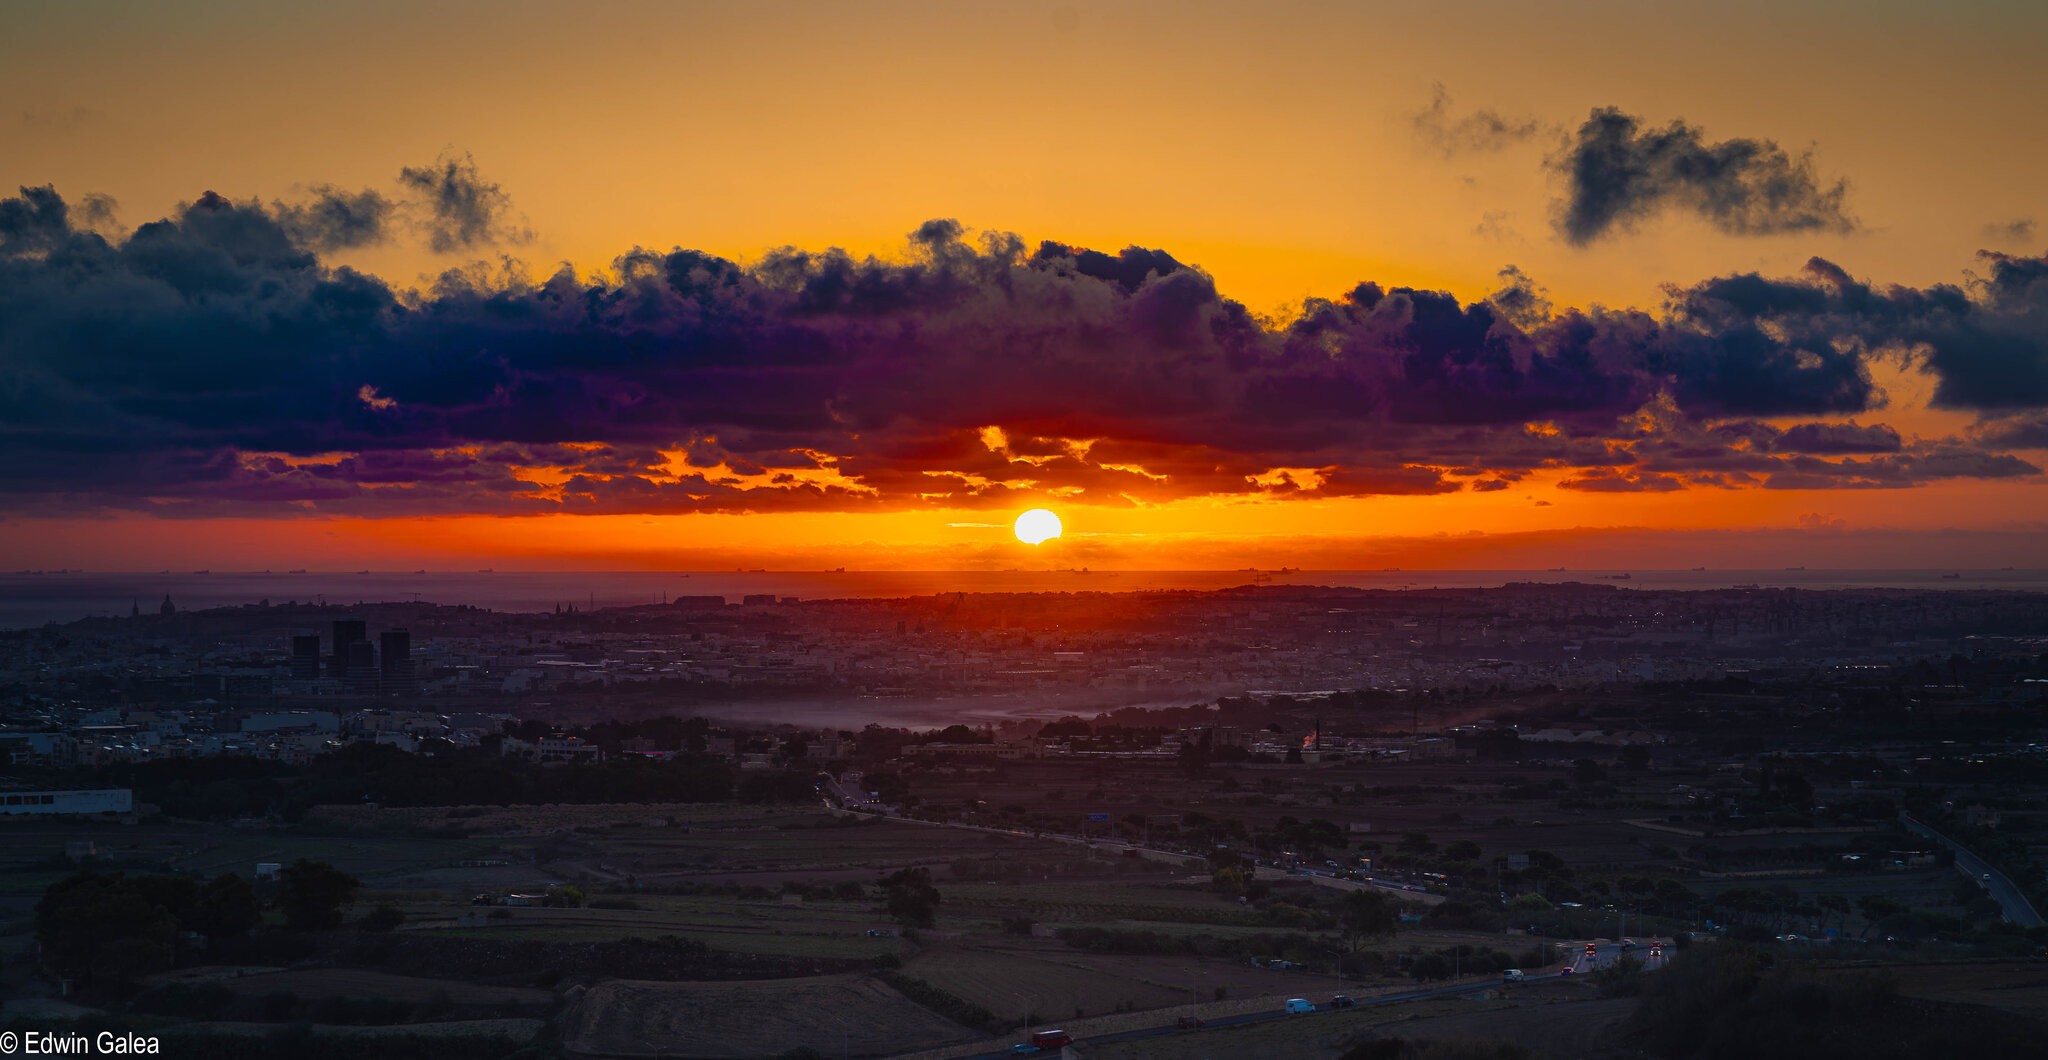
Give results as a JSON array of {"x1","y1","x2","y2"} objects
[{"x1": 560, "y1": 975, "x2": 977, "y2": 1056}]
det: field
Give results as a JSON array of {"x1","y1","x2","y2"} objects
[
  {"x1": 1877, "y1": 960, "x2": 2048, "y2": 1019},
  {"x1": 200, "y1": 967, "x2": 556, "y2": 1008},
  {"x1": 561, "y1": 975, "x2": 976, "y2": 1057}
]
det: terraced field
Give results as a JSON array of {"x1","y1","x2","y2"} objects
[{"x1": 561, "y1": 974, "x2": 975, "y2": 1057}]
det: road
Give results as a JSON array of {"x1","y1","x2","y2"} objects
[
  {"x1": 1900, "y1": 813, "x2": 2044, "y2": 927},
  {"x1": 954, "y1": 939, "x2": 1666, "y2": 1059}
]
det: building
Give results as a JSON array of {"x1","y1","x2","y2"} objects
[
  {"x1": 903, "y1": 741, "x2": 1030, "y2": 759},
  {"x1": 238, "y1": 711, "x2": 340, "y2": 734},
  {"x1": 0, "y1": 733, "x2": 79, "y2": 768},
  {"x1": 379, "y1": 629, "x2": 414, "y2": 695},
  {"x1": 344, "y1": 639, "x2": 377, "y2": 692},
  {"x1": 290, "y1": 634, "x2": 321, "y2": 680},
  {"x1": 331, "y1": 619, "x2": 367, "y2": 680},
  {"x1": 0, "y1": 789, "x2": 134, "y2": 815}
]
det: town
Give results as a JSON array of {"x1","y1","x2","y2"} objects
[{"x1": 4, "y1": 583, "x2": 2048, "y2": 1058}]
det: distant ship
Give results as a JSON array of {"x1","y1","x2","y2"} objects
[
  {"x1": 1785, "y1": 566, "x2": 1806, "y2": 571},
  {"x1": 1547, "y1": 567, "x2": 1567, "y2": 572},
  {"x1": 287, "y1": 569, "x2": 306, "y2": 574},
  {"x1": 1691, "y1": 566, "x2": 1707, "y2": 571},
  {"x1": 192, "y1": 570, "x2": 210, "y2": 575},
  {"x1": 478, "y1": 568, "x2": 494, "y2": 573},
  {"x1": 414, "y1": 569, "x2": 426, "y2": 574},
  {"x1": 1608, "y1": 573, "x2": 1632, "y2": 580},
  {"x1": 1942, "y1": 572, "x2": 1961, "y2": 579}
]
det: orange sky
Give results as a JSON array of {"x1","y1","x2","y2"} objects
[{"x1": 2, "y1": 0, "x2": 2045, "y2": 569}]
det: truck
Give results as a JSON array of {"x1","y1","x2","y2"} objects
[{"x1": 1019, "y1": 1029, "x2": 1070, "y2": 1051}]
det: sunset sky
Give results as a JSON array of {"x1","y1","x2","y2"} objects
[{"x1": 4, "y1": 0, "x2": 2046, "y2": 570}]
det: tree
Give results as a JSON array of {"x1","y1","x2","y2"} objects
[
  {"x1": 1816, "y1": 894, "x2": 1851, "y2": 935},
  {"x1": 878, "y1": 866, "x2": 941, "y2": 928},
  {"x1": 1856, "y1": 894, "x2": 1905, "y2": 937},
  {"x1": 1620, "y1": 745, "x2": 1652, "y2": 770},
  {"x1": 276, "y1": 859, "x2": 360, "y2": 931},
  {"x1": 190, "y1": 873, "x2": 262, "y2": 940},
  {"x1": 34, "y1": 871, "x2": 178, "y2": 995},
  {"x1": 1339, "y1": 888, "x2": 1397, "y2": 950},
  {"x1": 1571, "y1": 759, "x2": 1608, "y2": 785}
]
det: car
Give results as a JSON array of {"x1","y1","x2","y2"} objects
[
  {"x1": 1502, "y1": 969, "x2": 1527, "y2": 983},
  {"x1": 1177, "y1": 1016, "x2": 1205, "y2": 1028},
  {"x1": 1329, "y1": 995, "x2": 1357, "y2": 1009},
  {"x1": 1011, "y1": 1046, "x2": 1039, "y2": 1055},
  {"x1": 1983, "y1": 872, "x2": 1994, "y2": 881},
  {"x1": 1269, "y1": 959, "x2": 1296, "y2": 970},
  {"x1": 1585, "y1": 942, "x2": 1598, "y2": 956},
  {"x1": 1560, "y1": 966, "x2": 1573, "y2": 976},
  {"x1": 1285, "y1": 998, "x2": 1315, "y2": 1014}
]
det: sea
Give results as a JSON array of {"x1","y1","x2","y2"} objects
[{"x1": 4, "y1": 568, "x2": 2047, "y2": 631}]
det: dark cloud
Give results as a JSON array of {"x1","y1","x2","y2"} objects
[
  {"x1": 1554, "y1": 107, "x2": 1856, "y2": 244},
  {"x1": 1975, "y1": 414, "x2": 2048, "y2": 449},
  {"x1": 1983, "y1": 218, "x2": 2036, "y2": 244},
  {"x1": 1485, "y1": 266, "x2": 1551, "y2": 328},
  {"x1": 276, "y1": 185, "x2": 394, "y2": 251},
  {"x1": 1771, "y1": 421, "x2": 1901, "y2": 455},
  {"x1": 1412, "y1": 84, "x2": 1543, "y2": 157},
  {"x1": 396, "y1": 152, "x2": 529, "y2": 253},
  {"x1": 0, "y1": 182, "x2": 2040, "y2": 516},
  {"x1": 1671, "y1": 254, "x2": 2048, "y2": 411}
]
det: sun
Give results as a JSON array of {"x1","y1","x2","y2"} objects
[{"x1": 1013, "y1": 508, "x2": 1063, "y2": 546}]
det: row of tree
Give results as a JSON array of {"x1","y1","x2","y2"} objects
[{"x1": 35, "y1": 860, "x2": 359, "y2": 995}]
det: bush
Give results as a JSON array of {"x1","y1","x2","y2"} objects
[{"x1": 360, "y1": 903, "x2": 407, "y2": 932}]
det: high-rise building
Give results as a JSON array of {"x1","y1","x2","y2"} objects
[
  {"x1": 379, "y1": 629, "x2": 413, "y2": 695},
  {"x1": 330, "y1": 619, "x2": 367, "y2": 679},
  {"x1": 290, "y1": 635, "x2": 321, "y2": 680},
  {"x1": 344, "y1": 639, "x2": 377, "y2": 692}
]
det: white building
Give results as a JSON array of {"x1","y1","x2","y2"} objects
[{"x1": 0, "y1": 788, "x2": 134, "y2": 815}]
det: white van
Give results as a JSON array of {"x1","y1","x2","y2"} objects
[
  {"x1": 1502, "y1": 969, "x2": 1527, "y2": 983},
  {"x1": 1285, "y1": 998, "x2": 1315, "y2": 1014}
]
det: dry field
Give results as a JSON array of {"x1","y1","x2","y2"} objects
[
  {"x1": 905, "y1": 940, "x2": 1356, "y2": 1021},
  {"x1": 1877, "y1": 960, "x2": 2048, "y2": 1020},
  {"x1": 562, "y1": 974, "x2": 976, "y2": 1058},
  {"x1": 209, "y1": 967, "x2": 556, "y2": 1007}
]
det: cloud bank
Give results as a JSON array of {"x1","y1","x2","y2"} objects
[{"x1": 0, "y1": 176, "x2": 2041, "y2": 518}]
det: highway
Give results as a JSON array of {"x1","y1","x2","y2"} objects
[
  {"x1": 1900, "y1": 813, "x2": 2044, "y2": 927},
  {"x1": 952, "y1": 939, "x2": 1666, "y2": 1059}
]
